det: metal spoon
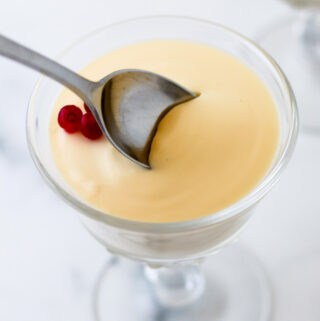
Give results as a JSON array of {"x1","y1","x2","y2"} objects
[{"x1": 0, "y1": 34, "x2": 198, "y2": 168}]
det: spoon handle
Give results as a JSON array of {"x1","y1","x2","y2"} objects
[{"x1": 0, "y1": 34, "x2": 93, "y2": 100}]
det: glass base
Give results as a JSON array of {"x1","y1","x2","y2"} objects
[
  {"x1": 92, "y1": 245, "x2": 271, "y2": 321},
  {"x1": 257, "y1": 15, "x2": 320, "y2": 134}
]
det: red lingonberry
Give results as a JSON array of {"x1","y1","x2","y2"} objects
[
  {"x1": 80, "y1": 112, "x2": 102, "y2": 140},
  {"x1": 58, "y1": 105, "x2": 83, "y2": 133}
]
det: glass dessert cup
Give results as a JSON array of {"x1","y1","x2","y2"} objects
[
  {"x1": 257, "y1": 0, "x2": 320, "y2": 133},
  {"x1": 27, "y1": 17, "x2": 298, "y2": 321}
]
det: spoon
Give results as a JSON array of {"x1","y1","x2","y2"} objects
[{"x1": 0, "y1": 34, "x2": 198, "y2": 168}]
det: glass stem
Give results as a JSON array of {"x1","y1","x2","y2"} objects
[
  {"x1": 296, "y1": 8, "x2": 320, "y2": 59},
  {"x1": 144, "y1": 261, "x2": 205, "y2": 308}
]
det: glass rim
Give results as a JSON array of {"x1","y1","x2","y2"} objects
[{"x1": 27, "y1": 15, "x2": 299, "y2": 234}]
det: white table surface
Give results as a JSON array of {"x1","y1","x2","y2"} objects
[{"x1": 1, "y1": 1, "x2": 319, "y2": 320}]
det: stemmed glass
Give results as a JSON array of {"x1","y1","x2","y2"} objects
[
  {"x1": 26, "y1": 16, "x2": 298, "y2": 321},
  {"x1": 257, "y1": 0, "x2": 320, "y2": 133}
]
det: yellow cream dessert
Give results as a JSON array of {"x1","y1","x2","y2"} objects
[{"x1": 50, "y1": 40, "x2": 279, "y2": 223}]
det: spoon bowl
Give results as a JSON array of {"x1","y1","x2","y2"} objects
[{"x1": 88, "y1": 69, "x2": 197, "y2": 168}]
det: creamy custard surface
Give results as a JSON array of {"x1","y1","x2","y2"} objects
[{"x1": 50, "y1": 40, "x2": 279, "y2": 223}]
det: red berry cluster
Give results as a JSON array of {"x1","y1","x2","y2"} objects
[{"x1": 57, "y1": 103, "x2": 102, "y2": 140}]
